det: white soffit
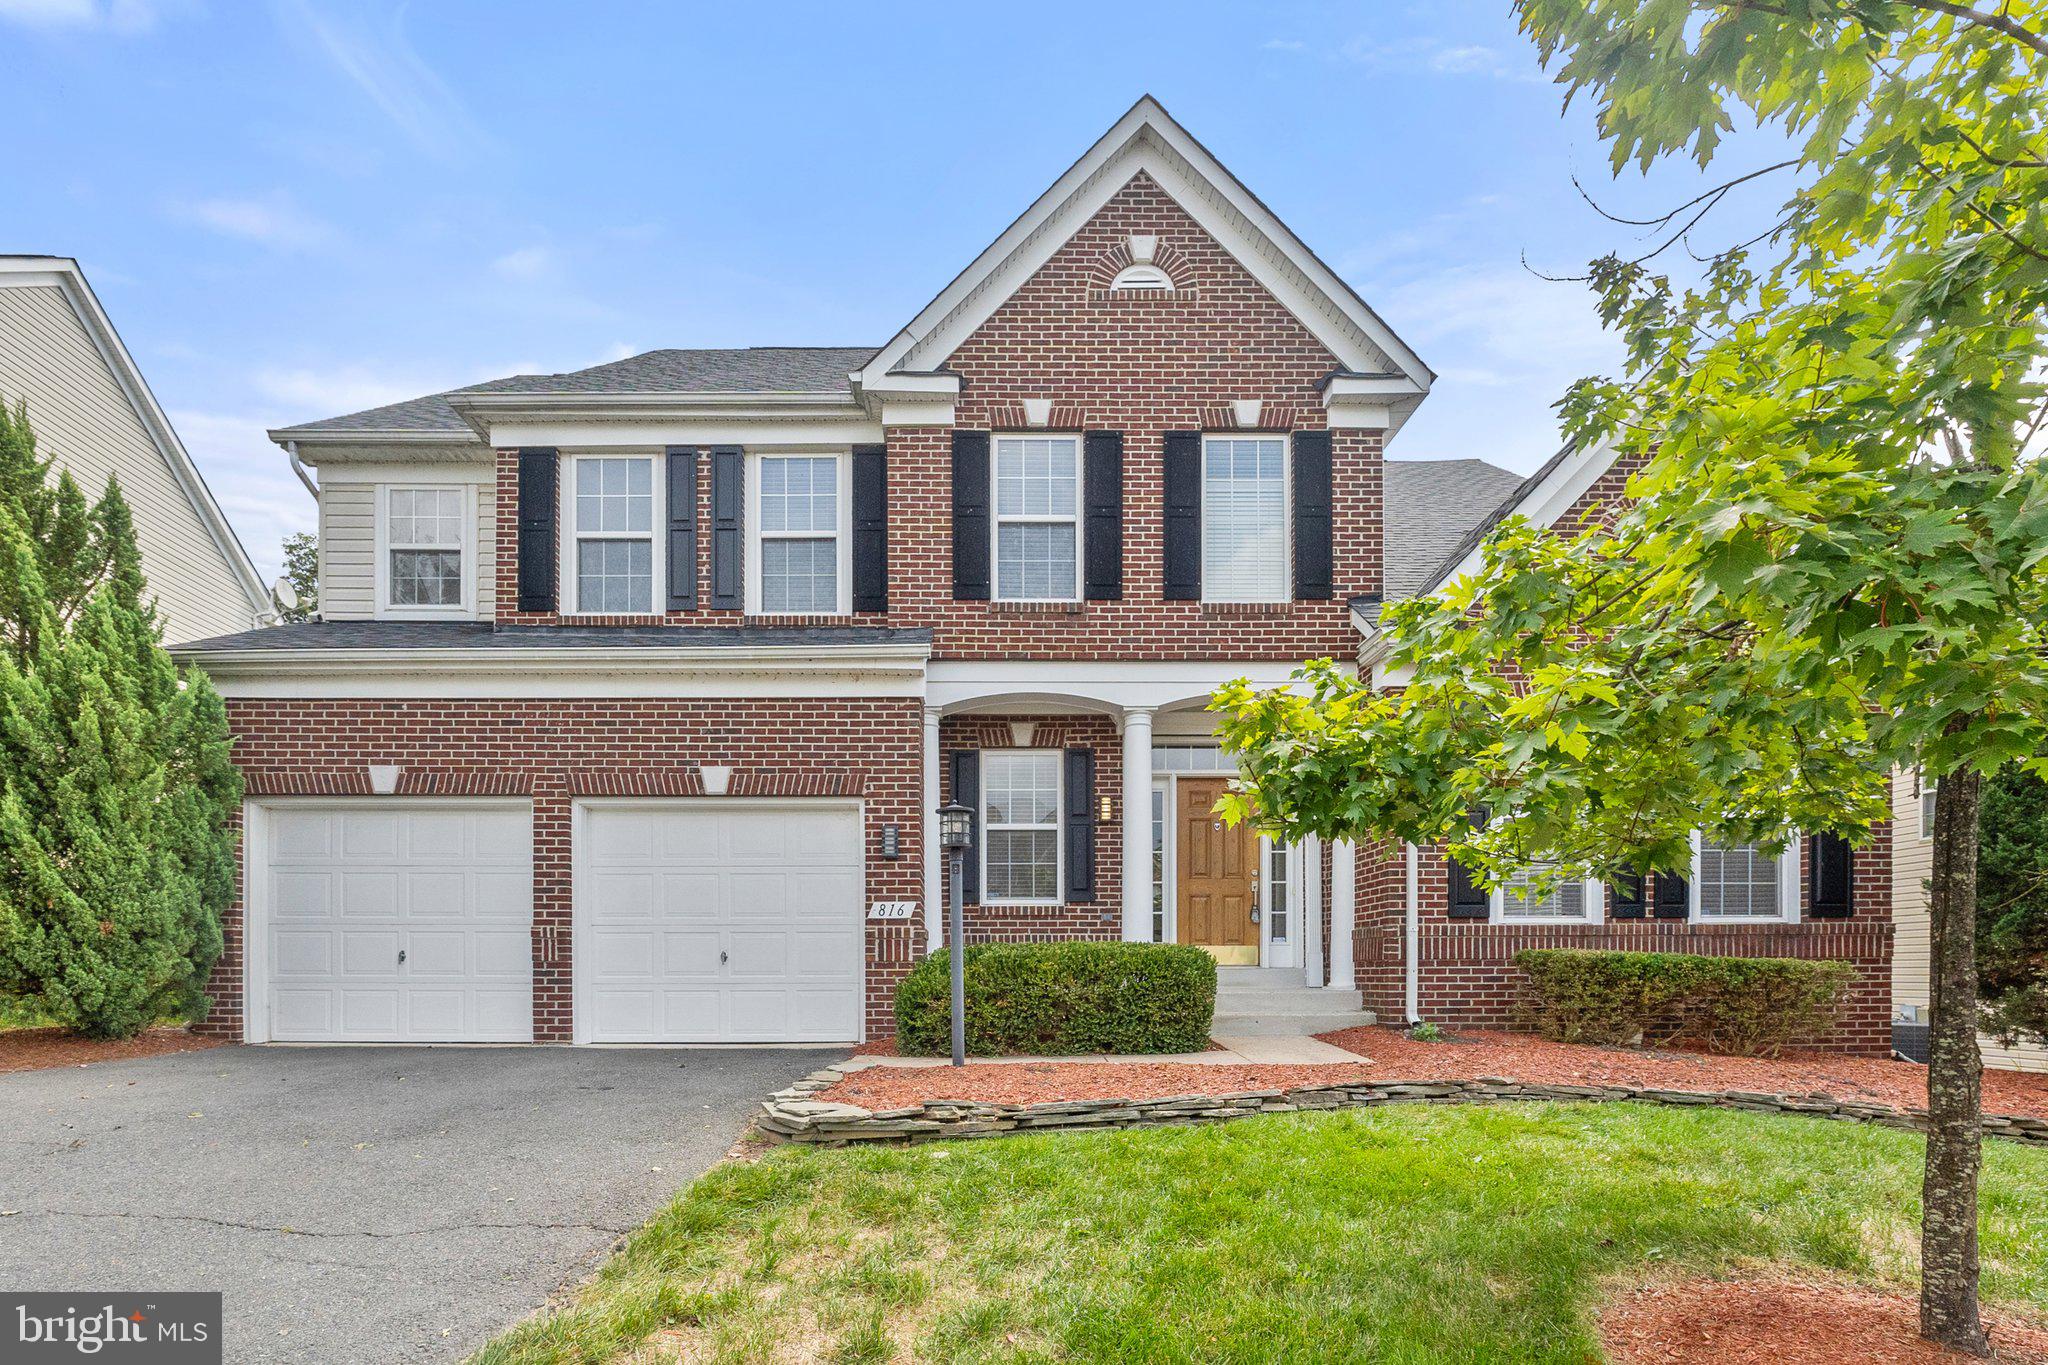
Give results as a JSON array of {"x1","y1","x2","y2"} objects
[{"x1": 852, "y1": 96, "x2": 1433, "y2": 398}]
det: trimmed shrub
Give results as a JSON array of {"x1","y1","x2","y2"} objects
[
  {"x1": 1514, "y1": 948, "x2": 1854, "y2": 1057},
  {"x1": 894, "y1": 941, "x2": 1216, "y2": 1057}
]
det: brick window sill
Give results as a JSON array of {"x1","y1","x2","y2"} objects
[
  {"x1": 1200, "y1": 601, "x2": 1291, "y2": 619},
  {"x1": 988, "y1": 601, "x2": 1085, "y2": 616}
]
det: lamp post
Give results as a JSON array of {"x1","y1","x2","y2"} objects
[{"x1": 938, "y1": 801, "x2": 973, "y2": 1067}]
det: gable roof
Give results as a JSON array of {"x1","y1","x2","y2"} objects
[
  {"x1": 1381, "y1": 458, "x2": 1529, "y2": 601},
  {"x1": 1408, "y1": 439, "x2": 1623, "y2": 601},
  {"x1": 0, "y1": 256, "x2": 272, "y2": 620},
  {"x1": 272, "y1": 346, "x2": 876, "y2": 438},
  {"x1": 851, "y1": 96, "x2": 1433, "y2": 431}
]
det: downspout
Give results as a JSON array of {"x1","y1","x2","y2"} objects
[
  {"x1": 1404, "y1": 840, "x2": 1421, "y2": 1024},
  {"x1": 286, "y1": 440, "x2": 319, "y2": 498}
]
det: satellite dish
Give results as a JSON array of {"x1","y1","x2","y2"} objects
[{"x1": 271, "y1": 577, "x2": 300, "y2": 612}]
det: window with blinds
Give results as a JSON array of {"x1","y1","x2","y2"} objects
[{"x1": 1201, "y1": 436, "x2": 1287, "y2": 602}]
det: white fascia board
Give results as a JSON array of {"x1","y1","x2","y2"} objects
[
  {"x1": 270, "y1": 430, "x2": 488, "y2": 454},
  {"x1": 925, "y1": 657, "x2": 1348, "y2": 715},
  {"x1": 1431, "y1": 439, "x2": 1620, "y2": 592},
  {"x1": 176, "y1": 642, "x2": 931, "y2": 700},
  {"x1": 2, "y1": 257, "x2": 274, "y2": 621},
  {"x1": 854, "y1": 97, "x2": 1433, "y2": 396},
  {"x1": 313, "y1": 461, "x2": 495, "y2": 486},
  {"x1": 481, "y1": 417, "x2": 886, "y2": 451},
  {"x1": 878, "y1": 399, "x2": 957, "y2": 428}
]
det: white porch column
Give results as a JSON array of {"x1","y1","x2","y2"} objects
[
  {"x1": 1329, "y1": 839, "x2": 1357, "y2": 991},
  {"x1": 922, "y1": 706, "x2": 943, "y2": 949},
  {"x1": 1120, "y1": 706, "x2": 1155, "y2": 941},
  {"x1": 1302, "y1": 834, "x2": 1324, "y2": 986}
]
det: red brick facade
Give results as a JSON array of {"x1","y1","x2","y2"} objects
[
  {"x1": 208, "y1": 167, "x2": 1893, "y2": 1052},
  {"x1": 490, "y1": 174, "x2": 1384, "y2": 661},
  {"x1": 199, "y1": 697, "x2": 925, "y2": 1042}
]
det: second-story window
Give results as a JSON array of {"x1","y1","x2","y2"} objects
[
  {"x1": 570, "y1": 456, "x2": 656, "y2": 614},
  {"x1": 1202, "y1": 435, "x2": 1288, "y2": 603},
  {"x1": 993, "y1": 434, "x2": 1080, "y2": 601},
  {"x1": 377, "y1": 485, "x2": 470, "y2": 616},
  {"x1": 750, "y1": 453, "x2": 848, "y2": 614}
]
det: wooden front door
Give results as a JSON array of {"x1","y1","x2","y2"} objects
[{"x1": 1177, "y1": 777, "x2": 1258, "y2": 965}]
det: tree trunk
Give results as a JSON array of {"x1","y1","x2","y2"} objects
[{"x1": 1922, "y1": 765, "x2": 1988, "y2": 1355}]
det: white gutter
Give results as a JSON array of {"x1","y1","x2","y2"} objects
[
  {"x1": 1404, "y1": 840, "x2": 1421, "y2": 1024},
  {"x1": 170, "y1": 640, "x2": 931, "y2": 678}
]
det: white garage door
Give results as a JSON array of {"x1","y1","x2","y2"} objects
[
  {"x1": 261, "y1": 802, "x2": 533, "y2": 1042},
  {"x1": 578, "y1": 802, "x2": 864, "y2": 1043}
]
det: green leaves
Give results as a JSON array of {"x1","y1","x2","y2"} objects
[{"x1": 1215, "y1": 0, "x2": 2048, "y2": 895}]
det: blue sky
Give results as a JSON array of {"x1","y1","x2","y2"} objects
[{"x1": 0, "y1": 1, "x2": 1793, "y2": 579}]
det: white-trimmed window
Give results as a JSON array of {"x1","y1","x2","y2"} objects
[
  {"x1": 982, "y1": 750, "x2": 1062, "y2": 904},
  {"x1": 1264, "y1": 840, "x2": 1292, "y2": 943},
  {"x1": 375, "y1": 485, "x2": 472, "y2": 617},
  {"x1": 1202, "y1": 435, "x2": 1288, "y2": 602},
  {"x1": 1693, "y1": 834, "x2": 1801, "y2": 921},
  {"x1": 993, "y1": 434, "x2": 1080, "y2": 601},
  {"x1": 1918, "y1": 769, "x2": 1938, "y2": 840},
  {"x1": 1492, "y1": 863, "x2": 1604, "y2": 924},
  {"x1": 748, "y1": 452, "x2": 849, "y2": 615},
  {"x1": 1150, "y1": 785, "x2": 1167, "y2": 943},
  {"x1": 565, "y1": 455, "x2": 659, "y2": 615}
]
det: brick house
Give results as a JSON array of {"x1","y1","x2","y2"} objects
[{"x1": 168, "y1": 98, "x2": 1891, "y2": 1053}]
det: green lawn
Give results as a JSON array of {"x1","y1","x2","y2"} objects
[{"x1": 473, "y1": 1103, "x2": 2048, "y2": 1365}]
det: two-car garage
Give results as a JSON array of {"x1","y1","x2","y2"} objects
[{"x1": 245, "y1": 799, "x2": 867, "y2": 1046}]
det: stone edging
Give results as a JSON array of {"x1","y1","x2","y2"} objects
[{"x1": 758, "y1": 1065, "x2": 2048, "y2": 1148}]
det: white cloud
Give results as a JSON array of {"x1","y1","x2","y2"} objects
[
  {"x1": 170, "y1": 194, "x2": 333, "y2": 249},
  {"x1": 279, "y1": 0, "x2": 489, "y2": 162},
  {"x1": 1261, "y1": 37, "x2": 1306, "y2": 52},
  {"x1": 491, "y1": 245, "x2": 553, "y2": 282},
  {"x1": 1314, "y1": 34, "x2": 1549, "y2": 84},
  {"x1": 0, "y1": 0, "x2": 166, "y2": 33},
  {"x1": 168, "y1": 410, "x2": 317, "y2": 580},
  {"x1": 1378, "y1": 264, "x2": 1622, "y2": 471}
]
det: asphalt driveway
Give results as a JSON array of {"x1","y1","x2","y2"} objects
[{"x1": 0, "y1": 1044, "x2": 846, "y2": 1363}]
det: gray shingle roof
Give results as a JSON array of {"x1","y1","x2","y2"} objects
[
  {"x1": 275, "y1": 346, "x2": 880, "y2": 436},
  {"x1": 170, "y1": 621, "x2": 930, "y2": 653},
  {"x1": 1382, "y1": 457, "x2": 1528, "y2": 601}
]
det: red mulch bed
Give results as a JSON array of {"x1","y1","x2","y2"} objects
[
  {"x1": 0, "y1": 1026, "x2": 222, "y2": 1074},
  {"x1": 1318, "y1": 1026, "x2": 2048, "y2": 1124},
  {"x1": 820, "y1": 1026, "x2": 2048, "y2": 1120},
  {"x1": 824, "y1": 1060, "x2": 1377, "y2": 1108},
  {"x1": 1601, "y1": 1277, "x2": 2048, "y2": 1364}
]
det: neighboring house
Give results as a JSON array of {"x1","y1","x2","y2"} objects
[
  {"x1": 166, "y1": 98, "x2": 1892, "y2": 1053},
  {"x1": 0, "y1": 257, "x2": 271, "y2": 641},
  {"x1": 1890, "y1": 767, "x2": 2046, "y2": 1071}
]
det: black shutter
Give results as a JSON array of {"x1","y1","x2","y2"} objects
[
  {"x1": 665, "y1": 446, "x2": 699, "y2": 611},
  {"x1": 709, "y1": 446, "x2": 743, "y2": 610},
  {"x1": 1610, "y1": 869, "x2": 1646, "y2": 920},
  {"x1": 1065, "y1": 747, "x2": 1096, "y2": 903},
  {"x1": 852, "y1": 443, "x2": 888, "y2": 613},
  {"x1": 1292, "y1": 429, "x2": 1334, "y2": 600},
  {"x1": 951, "y1": 430, "x2": 991, "y2": 601},
  {"x1": 1446, "y1": 804, "x2": 1491, "y2": 919},
  {"x1": 1808, "y1": 832, "x2": 1853, "y2": 918},
  {"x1": 949, "y1": 750, "x2": 980, "y2": 905},
  {"x1": 516, "y1": 447, "x2": 558, "y2": 613},
  {"x1": 1083, "y1": 430, "x2": 1123, "y2": 601},
  {"x1": 1653, "y1": 868, "x2": 1690, "y2": 919},
  {"x1": 1162, "y1": 430, "x2": 1201, "y2": 600}
]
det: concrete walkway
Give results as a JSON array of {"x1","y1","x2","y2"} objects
[{"x1": 838, "y1": 1034, "x2": 1361, "y2": 1072}]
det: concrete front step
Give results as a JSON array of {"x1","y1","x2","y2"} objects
[
  {"x1": 1217, "y1": 987, "x2": 1366, "y2": 1013},
  {"x1": 1211, "y1": 1010, "x2": 1378, "y2": 1037},
  {"x1": 1216, "y1": 966, "x2": 1310, "y2": 988}
]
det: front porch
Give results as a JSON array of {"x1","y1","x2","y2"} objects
[{"x1": 918, "y1": 662, "x2": 1368, "y2": 1007}]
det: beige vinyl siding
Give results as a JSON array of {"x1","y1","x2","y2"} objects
[
  {"x1": 1892, "y1": 767, "x2": 1933, "y2": 1014},
  {"x1": 315, "y1": 470, "x2": 495, "y2": 620},
  {"x1": 0, "y1": 285, "x2": 258, "y2": 642},
  {"x1": 318, "y1": 484, "x2": 376, "y2": 618},
  {"x1": 1891, "y1": 766, "x2": 2046, "y2": 1073}
]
